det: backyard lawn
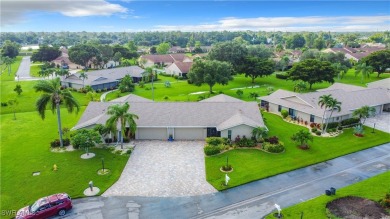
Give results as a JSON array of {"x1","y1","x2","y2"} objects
[
  {"x1": 205, "y1": 112, "x2": 390, "y2": 190},
  {"x1": 265, "y1": 171, "x2": 390, "y2": 218},
  {"x1": 0, "y1": 109, "x2": 129, "y2": 215}
]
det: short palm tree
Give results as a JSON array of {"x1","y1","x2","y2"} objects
[
  {"x1": 106, "y1": 102, "x2": 139, "y2": 149},
  {"x1": 293, "y1": 81, "x2": 306, "y2": 93},
  {"x1": 318, "y1": 94, "x2": 333, "y2": 127},
  {"x1": 332, "y1": 63, "x2": 348, "y2": 80},
  {"x1": 291, "y1": 130, "x2": 313, "y2": 148},
  {"x1": 355, "y1": 63, "x2": 373, "y2": 84},
  {"x1": 323, "y1": 98, "x2": 342, "y2": 133},
  {"x1": 79, "y1": 72, "x2": 88, "y2": 88},
  {"x1": 34, "y1": 78, "x2": 80, "y2": 147},
  {"x1": 353, "y1": 105, "x2": 376, "y2": 125},
  {"x1": 251, "y1": 127, "x2": 268, "y2": 142}
]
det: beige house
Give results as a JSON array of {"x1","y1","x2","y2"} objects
[
  {"x1": 260, "y1": 83, "x2": 390, "y2": 125},
  {"x1": 139, "y1": 54, "x2": 192, "y2": 68},
  {"x1": 164, "y1": 61, "x2": 193, "y2": 77},
  {"x1": 73, "y1": 94, "x2": 265, "y2": 141}
]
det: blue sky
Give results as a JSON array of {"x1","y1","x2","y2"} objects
[{"x1": 1, "y1": 1, "x2": 389, "y2": 32}]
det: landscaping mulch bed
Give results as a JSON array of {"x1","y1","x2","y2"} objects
[{"x1": 326, "y1": 196, "x2": 389, "y2": 219}]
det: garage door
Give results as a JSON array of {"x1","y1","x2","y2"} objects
[
  {"x1": 175, "y1": 128, "x2": 204, "y2": 140},
  {"x1": 137, "y1": 128, "x2": 167, "y2": 140}
]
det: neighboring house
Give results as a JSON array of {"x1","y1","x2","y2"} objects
[
  {"x1": 367, "y1": 78, "x2": 390, "y2": 90},
  {"x1": 164, "y1": 61, "x2": 193, "y2": 77},
  {"x1": 139, "y1": 54, "x2": 192, "y2": 68},
  {"x1": 52, "y1": 48, "x2": 79, "y2": 70},
  {"x1": 61, "y1": 66, "x2": 146, "y2": 90},
  {"x1": 260, "y1": 83, "x2": 390, "y2": 125},
  {"x1": 323, "y1": 46, "x2": 386, "y2": 62},
  {"x1": 73, "y1": 94, "x2": 265, "y2": 141},
  {"x1": 168, "y1": 46, "x2": 185, "y2": 53}
]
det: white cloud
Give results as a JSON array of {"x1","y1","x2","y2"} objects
[
  {"x1": 154, "y1": 15, "x2": 390, "y2": 32},
  {"x1": 1, "y1": 0, "x2": 128, "y2": 26}
]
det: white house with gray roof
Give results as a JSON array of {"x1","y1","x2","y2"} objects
[
  {"x1": 260, "y1": 82, "x2": 390, "y2": 125},
  {"x1": 73, "y1": 94, "x2": 265, "y2": 141},
  {"x1": 61, "y1": 66, "x2": 146, "y2": 90}
]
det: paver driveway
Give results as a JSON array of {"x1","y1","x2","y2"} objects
[
  {"x1": 102, "y1": 140, "x2": 217, "y2": 197},
  {"x1": 365, "y1": 112, "x2": 390, "y2": 133}
]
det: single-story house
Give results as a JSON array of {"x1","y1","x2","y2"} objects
[
  {"x1": 260, "y1": 83, "x2": 390, "y2": 124},
  {"x1": 139, "y1": 54, "x2": 192, "y2": 68},
  {"x1": 73, "y1": 94, "x2": 265, "y2": 141},
  {"x1": 51, "y1": 48, "x2": 80, "y2": 70},
  {"x1": 367, "y1": 78, "x2": 390, "y2": 90},
  {"x1": 61, "y1": 66, "x2": 146, "y2": 90},
  {"x1": 168, "y1": 46, "x2": 185, "y2": 53},
  {"x1": 164, "y1": 61, "x2": 193, "y2": 77},
  {"x1": 323, "y1": 46, "x2": 386, "y2": 62}
]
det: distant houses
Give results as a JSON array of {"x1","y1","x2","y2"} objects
[
  {"x1": 60, "y1": 66, "x2": 145, "y2": 90},
  {"x1": 323, "y1": 45, "x2": 386, "y2": 62},
  {"x1": 139, "y1": 54, "x2": 192, "y2": 68}
]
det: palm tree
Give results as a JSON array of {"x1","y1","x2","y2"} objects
[
  {"x1": 144, "y1": 67, "x2": 155, "y2": 101},
  {"x1": 79, "y1": 72, "x2": 88, "y2": 88},
  {"x1": 353, "y1": 105, "x2": 376, "y2": 125},
  {"x1": 293, "y1": 81, "x2": 307, "y2": 93},
  {"x1": 106, "y1": 102, "x2": 139, "y2": 149},
  {"x1": 3, "y1": 56, "x2": 15, "y2": 76},
  {"x1": 251, "y1": 127, "x2": 268, "y2": 142},
  {"x1": 332, "y1": 63, "x2": 348, "y2": 80},
  {"x1": 323, "y1": 98, "x2": 342, "y2": 133},
  {"x1": 34, "y1": 78, "x2": 80, "y2": 147},
  {"x1": 291, "y1": 130, "x2": 313, "y2": 148},
  {"x1": 318, "y1": 94, "x2": 333, "y2": 128},
  {"x1": 355, "y1": 63, "x2": 373, "y2": 84}
]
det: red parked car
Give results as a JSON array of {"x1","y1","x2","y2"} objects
[{"x1": 16, "y1": 193, "x2": 72, "y2": 219}]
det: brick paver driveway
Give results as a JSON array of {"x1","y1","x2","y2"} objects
[
  {"x1": 103, "y1": 140, "x2": 217, "y2": 197},
  {"x1": 365, "y1": 112, "x2": 390, "y2": 133}
]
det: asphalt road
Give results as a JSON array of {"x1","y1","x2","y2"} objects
[{"x1": 61, "y1": 143, "x2": 390, "y2": 219}]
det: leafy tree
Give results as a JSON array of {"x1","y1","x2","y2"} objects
[
  {"x1": 86, "y1": 91, "x2": 98, "y2": 101},
  {"x1": 277, "y1": 55, "x2": 290, "y2": 72},
  {"x1": 31, "y1": 45, "x2": 61, "y2": 62},
  {"x1": 188, "y1": 59, "x2": 233, "y2": 93},
  {"x1": 353, "y1": 105, "x2": 376, "y2": 125},
  {"x1": 314, "y1": 38, "x2": 326, "y2": 50},
  {"x1": 355, "y1": 62, "x2": 373, "y2": 83},
  {"x1": 96, "y1": 44, "x2": 114, "y2": 68},
  {"x1": 275, "y1": 44, "x2": 284, "y2": 52},
  {"x1": 291, "y1": 130, "x2": 313, "y2": 148},
  {"x1": 208, "y1": 41, "x2": 248, "y2": 72},
  {"x1": 323, "y1": 97, "x2": 342, "y2": 133},
  {"x1": 113, "y1": 52, "x2": 122, "y2": 65},
  {"x1": 79, "y1": 72, "x2": 88, "y2": 88},
  {"x1": 2, "y1": 56, "x2": 15, "y2": 76},
  {"x1": 300, "y1": 49, "x2": 320, "y2": 61},
  {"x1": 304, "y1": 32, "x2": 317, "y2": 48},
  {"x1": 247, "y1": 45, "x2": 273, "y2": 59},
  {"x1": 236, "y1": 89, "x2": 243, "y2": 98},
  {"x1": 252, "y1": 127, "x2": 268, "y2": 142},
  {"x1": 150, "y1": 46, "x2": 157, "y2": 54},
  {"x1": 68, "y1": 44, "x2": 100, "y2": 69},
  {"x1": 361, "y1": 50, "x2": 390, "y2": 77},
  {"x1": 1, "y1": 40, "x2": 20, "y2": 58},
  {"x1": 126, "y1": 41, "x2": 138, "y2": 52},
  {"x1": 34, "y1": 78, "x2": 80, "y2": 147},
  {"x1": 241, "y1": 57, "x2": 275, "y2": 83},
  {"x1": 8, "y1": 99, "x2": 18, "y2": 120},
  {"x1": 14, "y1": 84, "x2": 22, "y2": 95},
  {"x1": 249, "y1": 92, "x2": 259, "y2": 100},
  {"x1": 157, "y1": 42, "x2": 170, "y2": 54},
  {"x1": 71, "y1": 129, "x2": 102, "y2": 155},
  {"x1": 286, "y1": 34, "x2": 306, "y2": 49},
  {"x1": 332, "y1": 63, "x2": 349, "y2": 80},
  {"x1": 106, "y1": 102, "x2": 139, "y2": 149},
  {"x1": 293, "y1": 81, "x2": 306, "y2": 93},
  {"x1": 113, "y1": 44, "x2": 138, "y2": 59},
  {"x1": 288, "y1": 59, "x2": 336, "y2": 90},
  {"x1": 118, "y1": 75, "x2": 135, "y2": 93}
]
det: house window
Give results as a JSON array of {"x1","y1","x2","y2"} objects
[
  {"x1": 336, "y1": 117, "x2": 340, "y2": 121},
  {"x1": 289, "y1": 108, "x2": 296, "y2": 117},
  {"x1": 278, "y1": 105, "x2": 282, "y2": 112},
  {"x1": 207, "y1": 128, "x2": 221, "y2": 137},
  {"x1": 310, "y1": 114, "x2": 314, "y2": 123},
  {"x1": 228, "y1": 130, "x2": 232, "y2": 140}
]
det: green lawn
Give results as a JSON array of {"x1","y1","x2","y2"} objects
[
  {"x1": 30, "y1": 63, "x2": 43, "y2": 77},
  {"x1": 205, "y1": 113, "x2": 390, "y2": 190},
  {"x1": 265, "y1": 171, "x2": 390, "y2": 218},
  {"x1": 0, "y1": 108, "x2": 129, "y2": 214},
  {"x1": 106, "y1": 70, "x2": 390, "y2": 102}
]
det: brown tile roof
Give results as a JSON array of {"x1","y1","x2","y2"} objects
[
  {"x1": 172, "y1": 61, "x2": 193, "y2": 73},
  {"x1": 141, "y1": 54, "x2": 188, "y2": 63}
]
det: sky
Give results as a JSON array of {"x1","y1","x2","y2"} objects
[{"x1": 1, "y1": 0, "x2": 390, "y2": 32}]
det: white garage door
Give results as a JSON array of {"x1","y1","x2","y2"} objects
[
  {"x1": 137, "y1": 128, "x2": 167, "y2": 140},
  {"x1": 175, "y1": 128, "x2": 204, "y2": 140}
]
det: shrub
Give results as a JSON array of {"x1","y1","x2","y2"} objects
[
  {"x1": 268, "y1": 136, "x2": 279, "y2": 144},
  {"x1": 326, "y1": 122, "x2": 340, "y2": 129},
  {"x1": 341, "y1": 117, "x2": 360, "y2": 126},
  {"x1": 50, "y1": 139, "x2": 61, "y2": 147},
  {"x1": 126, "y1": 149, "x2": 132, "y2": 155},
  {"x1": 187, "y1": 79, "x2": 193, "y2": 84},
  {"x1": 204, "y1": 145, "x2": 222, "y2": 156},
  {"x1": 139, "y1": 81, "x2": 145, "y2": 88},
  {"x1": 221, "y1": 164, "x2": 232, "y2": 171},
  {"x1": 310, "y1": 122, "x2": 316, "y2": 128},
  {"x1": 338, "y1": 126, "x2": 343, "y2": 130},
  {"x1": 281, "y1": 109, "x2": 288, "y2": 119},
  {"x1": 178, "y1": 76, "x2": 184, "y2": 80},
  {"x1": 304, "y1": 121, "x2": 308, "y2": 126},
  {"x1": 63, "y1": 138, "x2": 70, "y2": 146},
  {"x1": 1, "y1": 102, "x2": 8, "y2": 107},
  {"x1": 236, "y1": 135, "x2": 255, "y2": 147},
  {"x1": 315, "y1": 131, "x2": 322, "y2": 136},
  {"x1": 96, "y1": 89, "x2": 101, "y2": 93},
  {"x1": 379, "y1": 192, "x2": 390, "y2": 208},
  {"x1": 275, "y1": 73, "x2": 289, "y2": 79},
  {"x1": 263, "y1": 142, "x2": 285, "y2": 153},
  {"x1": 206, "y1": 137, "x2": 225, "y2": 146},
  {"x1": 311, "y1": 128, "x2": 317, "y2": 133}
]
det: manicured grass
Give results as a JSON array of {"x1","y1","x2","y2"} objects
[
  {"x1": 0, "y1": 108, "x2": 129, "y2": 214},
  {"x1": 30, "y1": 64, "x2": 43, "y2": 77},
  {"x1": 265, "y1": 171, "x2": 390, "y2": 218},
  {"x1": 106, "y1": 70, "x2": 390, "y2": 102},
  {"x1": 0, "y1": 56, "x2": 22, "y2": 82},
  {"x1": 205, "y1": 112, "x2": 390, "y2": 190}
]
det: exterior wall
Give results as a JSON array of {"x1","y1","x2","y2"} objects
[
  {"x1": 220, "y1": 124, "x2": 254, "y2": 140},
  {"x1": 136, "y1": 128, "x2": 167, "y2": 140},
  {"x1": 165, "y1": 64, "x2": 182, "y2": 76},
  {"x1": 91, "y1": 82, "x2": 118, "y2": 91},
  {"x1": 384, "y1": 104, "x2": 390, "y2": 112},
  {"x1": 174, "y1": 128, "x2": 205, "y2": 140}
]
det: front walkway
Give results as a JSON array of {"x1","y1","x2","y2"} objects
[
  {"x1": 365, "y1": 112, "x2": 390, "y2": 133},
  {"x1": 102, "y1": 140, "x2": 217, "y2": 197}
]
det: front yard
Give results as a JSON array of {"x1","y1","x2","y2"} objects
[{"x1": 205, "y1": 112, "x2": 390, "y2": 190}]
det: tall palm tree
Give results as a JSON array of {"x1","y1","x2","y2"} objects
[
  {"x1": 353, "y1": 105, "x2": 376, "y2": 125},
  {"x1": 79, "y1": 72, "x2": 88, "y2": 88},
  {"x1": 323, "y1": 98, "x2": 342, "y2": 133},
  {"x1": 34, "y1": 78, "x2": 80, "y2": 147},
  {"x1": 106, "y1": 102, "x2": 139, "y2": 149},
  {"x1": 355, "y1": 63, "x2": 373, "y2": 84},
  {"x1": 2, "y1": 56, "x2": 14, "y2": 76},
  {"x1": 318, "y1": 94, "x2": 333, "y2": 128}
]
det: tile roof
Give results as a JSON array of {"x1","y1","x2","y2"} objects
[
  {"x1": 367, "y1": 78, "x2": 390, "y2": 90},
  {"x1": 110, "y1": 94, "x2": 153, "y2": 103},
  {"x1": 168, "y1": 61, "x2": 193, "y2": 73},
  {"x1": 73, "y1": 95, "x2": 264, "y2": 130},
  {"x1": 317, "y1": 83, "x2": 365, "y2": 92},
  {"x1": 141, "y1": 54, "x2": 188, "y2": 63},
  {"x1": 200, "y1": 94, "x2": 244, "y2": 102}
]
